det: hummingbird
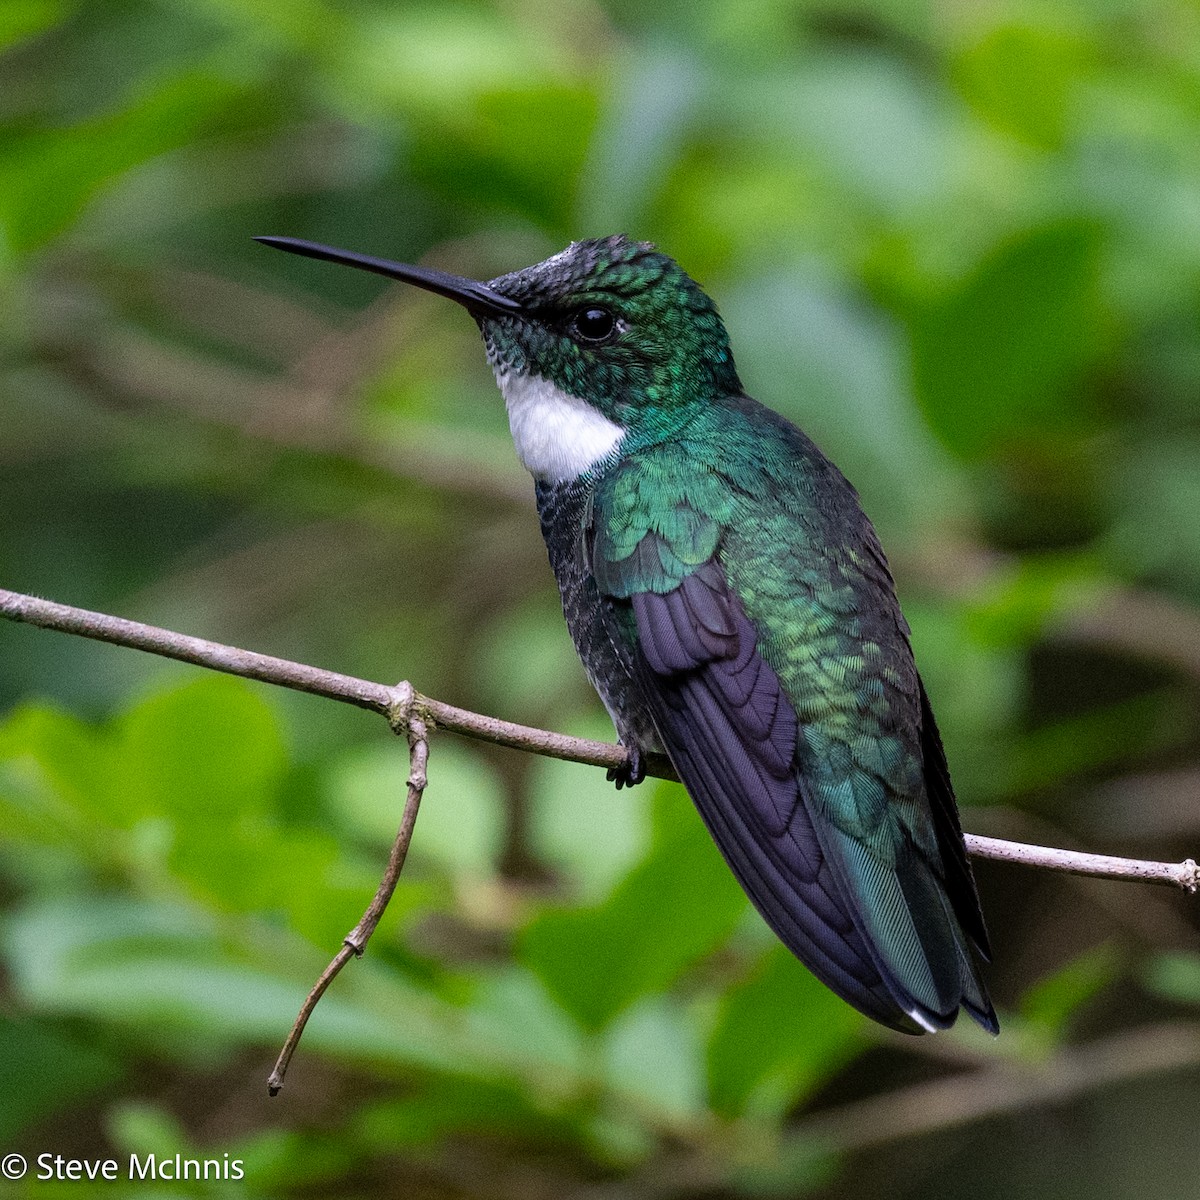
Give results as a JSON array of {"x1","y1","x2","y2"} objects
[{"x1": 256, "y1": 233, "x2": 996, "y2": 1035}]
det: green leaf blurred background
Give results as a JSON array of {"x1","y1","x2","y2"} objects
[{"x1": 4, "y1": 2, "x2": 1200, "y2": 1196}]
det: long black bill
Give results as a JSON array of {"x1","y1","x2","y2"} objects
[{"x1": 254, "y1": 236, "x2": 522, "y2": 317}]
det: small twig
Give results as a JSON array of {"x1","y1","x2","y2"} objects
[
  {"x1": 1, "y1": 586, "x2": 1197, "y2": 892},
  {"x1": 963, "y1": 833, "x2": 1198, "y2": 892},
  {"x1": 267, "y1": 697, "x2": 430, "y2": 1095}
]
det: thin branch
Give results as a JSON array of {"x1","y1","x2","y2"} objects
[
  {"x1": 1, "y1": 587, "x2": 1196, "y2": 892},
  {"x1": 579, "y1": 1019, "x2": 1200, "y2": 1200},
  {"x1": 268, "y1": 692, "x2": 429, "y2": 1095},
  {"x1": 965, "y1": 833, "x2": 1198, "y2": 892},
  {"x1": 0, "y1": 588, "x2": 669, "y2": 773},
  {"x1": 0, "y1": 588, "x2": 391, "y2": 712},
  {"x1": 600, "y1": 1019, "x2": 1200, "y2": 1199},
  {"x1": 790, "y1": 1019, "x2": 1200, "y2": 1153},
  {"x1": 67, "y1": 322, "x2": 533, "y2": 507}
]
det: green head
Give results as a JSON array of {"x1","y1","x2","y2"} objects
[
  {"x1": 480, "y1": 236, "x2": 741, "y2": 413},
  {"x1": 256, "y1": 234, "x2": 742, "y2": 481}
]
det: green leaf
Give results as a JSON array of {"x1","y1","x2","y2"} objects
[
  {"x1": 459, "y1": 966, "x2": 586, "y2": 1079},
  {"x1": 602, "y1": 995, "x2": 705, "y2": 1122},
  {"x1": 954, "y1": 24, "x2": 1093, "y2": 151},
  {"x1": 0, "y1": 1016, "x2": 122, "y2": 1141},
  {"x1": 0, "y1": 0, "x2": 71, "y2": 51},
  {"x1": 762, "y1": 52, "x2": 954, "y2": 216},
  {"x1": 0, "y1": 70, "x2": 250, "y2": 252},
  {"x1": 1020, "y1": 943, "x2": 1120, "y2": 1038},
  {"x1": 220, "y1": 1126, "x2": 356, "y2": 1194},
  {"x1": 118, "y1": 674, "x2": 286, "y2": 825},
  {"x1": 410, "y1": 84, "x2": 599, "y2": 231},
  {"x1": 725, "y1": 1135, "x2": 841, "y2": 1198},
  {"x1": 707, "y1": 944, "x2": 866, "y2": 1120},
  {"x1": 475, "y1": 597, "x2": 593, "y2": 724},
  {"x1": 519, "y1": 783, "x2": 747, "y2": 1031},
  {"x1": 330, "y1": 739, "x2": 504, "y2": 879},
  {"x1": 107, "y1": 678, "x2": 360, "y2": 935},
  {"x1": 3, "y1": 894, "x2": 473, "y2": 1073},
  {"x1": 579, "y1": 43, "x2": 703, "y2": 232},
  {"x1": 909, "y1": 220, "x2": 1106, "y2": 460},
  {"x1": 1006, "y1": 690, "x2": 1189, "y2": 794},
  {"x1": 355, "y1": 1076, "x2": 584, "y2": 1153},
  {"x1": 0, "y1": 702, "x2": 117, "y2": 841},
  {"x1": 904, "y1": 601, "x2": 1023, "y2": 803},
  {"x1": 348, "y1": 5, "x2": 570, "y2": 113},
  {"x1": 526, "y1": 713, "x2": 652, "y2": 902},
  {"x1": 107, "y1": 1101, "x2": 190, "y2": 1161},
  {"x1": 722, "y1": 270, "x2": 963, "y2": 532},
  {"x1": 1110, "y1": 442, "x2": 1200, "y2": 593},
  {"x1": 963, "y1": 552, "x2": 1110, "y2": 649},
  {"x1": 1145, "y1": 952, "x2": 1200, "y2": 1007}
]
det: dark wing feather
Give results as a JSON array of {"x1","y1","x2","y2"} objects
[
  {"x1": 627, "y1": 560, "x2": 996, "y2": 1034},
  {"x1": 917, "y1": 675, "x2": 992, "y2": 959},
  {"x1": 630, "y1": 561, "x2": 918, "y2": 1030}
]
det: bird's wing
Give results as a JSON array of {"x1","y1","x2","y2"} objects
[{"x1": 589, "y1": 473, "x2": 994, "y2": 1033}]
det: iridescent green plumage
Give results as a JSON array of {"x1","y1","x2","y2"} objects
[
  {"x1": 583, "y1": 390, "x2": 993, "y2": 1031},
  {"x1": 257, "y1": 232, "x2": 996, "y2": 1034}
]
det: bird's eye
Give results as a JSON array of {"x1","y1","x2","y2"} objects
[{"x1": 572, "y1": 307, "x2": 616, "y2": 343}]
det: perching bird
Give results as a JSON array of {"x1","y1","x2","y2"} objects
[{"x1": 257, "y1": 233, "x2": 996, "y2": 1035}]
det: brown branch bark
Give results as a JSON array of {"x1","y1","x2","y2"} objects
[
  {"x1": 1, "y1": 587, "x2": 1197, "y2": 893},
  {"x1": 267, "y1": 690, "x2": 429, "y2": 1095}
]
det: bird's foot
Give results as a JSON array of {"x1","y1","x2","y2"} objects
[{"x1": 607, "y1": 744, "x2": 646, "y2": 790}]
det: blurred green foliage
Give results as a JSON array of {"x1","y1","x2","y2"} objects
[{"x1": 4, "y1": 1, "x2": 1200, "y2": 1197}]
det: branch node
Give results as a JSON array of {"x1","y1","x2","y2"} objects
[
  {"x1": 387, "y1": 679, "x2": 415, "y2": 736},
  {"x1": 1182, "y1": 859, "x2": 1199, "y2": 895}
]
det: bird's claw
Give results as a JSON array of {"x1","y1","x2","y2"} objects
[{"x1": 607, "y1": 745, "x2": 646, "y2": 790}]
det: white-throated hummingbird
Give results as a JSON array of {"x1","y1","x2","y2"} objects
[{"x1": 256, "y1": 233, "x2": 996, "y2": 1034}]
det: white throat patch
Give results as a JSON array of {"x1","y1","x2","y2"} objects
[{"x1": 493, "y1": 370, "x2": 625, "y2": 483}]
